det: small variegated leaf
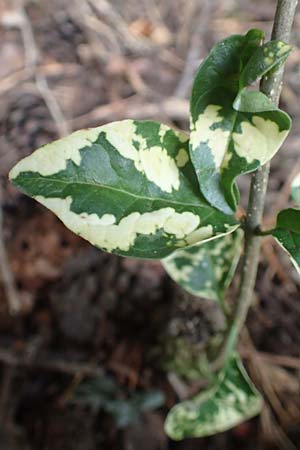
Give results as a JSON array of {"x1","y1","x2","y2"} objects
[
  {"x1": 190, "y1": 29, "x2": 265, "y2": 123},
  {"x1": 190, "y1": 103, "x2": 290, "y2": 214},
  {"x1": 190, "y1": 30, "x2": 292, "y2": 213},
  {"x1": 9, "y1": 120, "x2": 238, "y2": 259},
  {"x1": 162, "y1": 229, "x2": 243, "y2": 302},
  {"x1": 271, "y1": 208, "x2": 300, "y2": 274},
  {"x1": 240, "y1": 40, "x2": 291, "y2": 87},
  {"x1": 165, "y1": 353, "x2": 263, "y2": 440},
  {"x1": 291, "y1": 173, "x2": 300, "y2": 204}
]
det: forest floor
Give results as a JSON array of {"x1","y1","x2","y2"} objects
[{"x1": 0, "y1": 1, "x2": 300, "y2": 449}]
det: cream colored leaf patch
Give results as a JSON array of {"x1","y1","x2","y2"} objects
[
  {"x1": 34, "y1": 195, "x2": 213, "y2": 253},
  {"x1": 190, "y1": 105, "x2": 231, "y2": 169},
  {"x1": 175, "y1": 148, "x2": 189, "y2": 168},
  {"x1": 186, "y1": 225, "x2": 214, "y2": 246},
  {"x1": 9, "y1": 128, "x2": 101, "y2": 179},
  {"x1": 232, "y1": 116, "x2": 289, "y2": 164},
  {"x1": 10, "y1": 120, "x2": 189, "y2": 195},
  {"x1": 104, "y1": 121, "x2": 183, "y2": 193},
  {"x1": 291, "y1": 173, "x2": 300, "y2": 204},
  {"x1": 136, "y1": 146, "x2": 180, "y2": 193}
]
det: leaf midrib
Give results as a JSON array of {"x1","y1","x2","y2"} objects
[{"x1": 20, "y1": 173, "x2": 217, "y2": 211}]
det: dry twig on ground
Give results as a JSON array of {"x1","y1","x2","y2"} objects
[
  {"x1": 0, "y1": 182, "x2": 21, "y2": 315},
  {"x1": 0, "y1": 346, "x2": 104, "y2": 377},
  {"x1": 1, "y1": 1, "x2": 71, "y2": 137}
]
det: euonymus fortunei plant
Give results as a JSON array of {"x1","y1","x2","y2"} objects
[{"x1": 9, "y1": 22, "x2": 299, "y2": 440}]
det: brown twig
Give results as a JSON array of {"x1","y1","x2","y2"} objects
[
  {"x1": 0, "y1": 366, "x2": 16, "y2": 423},
  {"x1": 0, "y1": 346, "x2": 104, "y2": 377},
  {"x1": 241, "y1": 348, "x2": 300, "y2": 370},
  {"x1": 88, "y1": 0, "x2": 154, "y2": 54},
  {"x1": 70, "y1": 96, "x2": 189, "y2": 129},
  {"x1": 0, "y1": 63, "x2": 81, "y2": 97},
  {"x1": 10, "y1": 1, "x2": 71, "y2": 137},
  {"x1": 0, "y1": 183, "x2": 21, "y2": 315},
  {"x1": 260, "y1": 405, "x2": 298, "y2": 450},
  {"x1": 72, "y1": 0, "x2": 122, "y2": 61},
  {"x1": 243, "y1": 331, "x2": 298, "y2": 450},
  {"x1": 261, "y1": 238, "x2": 291, "y2": 285},
  {"x1": 174, "y1": 0, "x2": 213, "y2": 99},
  {"x1": 20, "y1": 8, "x2": 70, "y2": 137}
]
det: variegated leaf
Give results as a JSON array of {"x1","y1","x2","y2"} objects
[
  {"x1": 190, "y1": 29, "x2": 265, "y2": 122},
  {"x1": 291, "y1": 173, "x2": 300, "y2": 204},
  {"x1": 190, "y1": 29, "x2": 292, "y2": 213},
  {"x1": 271, "y1": 208, "x2": 300, "y2": 274},
  {"x1": 9, "y1": 120, "x2": 238, "y2": 259},
  {"x1": 165, "y1": 353, "x2": 263, "y2": 440},
  {"x1": 240, "y1": 40, "x2": 292, "y2": 87},
  {"x1": 162, "y1": 229, "x2": 243, "y2": 302}
]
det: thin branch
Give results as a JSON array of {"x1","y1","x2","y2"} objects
[
  {"x1": 0, "y1": 346, "x2": 104, "y2": 377},
  {"x1": 70, "y1": 96, "x2": 189, "y2": 128},
  {"x1": 174, "y1": 0, "x2": 213, "y2": 99},
  {"x1": 222, "y1": 0, "x2": 298, "y2": 361},
  {"x1": 241, "y1": 349, "x2": 300, "y2": 370},
  {"x1": 17, "y1": 2, "x2": 70, "y2": 137},
  {"x1": 0, "y1": 183, "x2": 21, "y2": 314}
]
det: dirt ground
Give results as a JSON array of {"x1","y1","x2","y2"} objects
[{"x1": 0, "y1": 1, "x2": 300, "y2": 449}]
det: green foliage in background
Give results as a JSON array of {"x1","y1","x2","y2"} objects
[{"x1": 72, "y1": 375, "x2": 165, "y2": 428}]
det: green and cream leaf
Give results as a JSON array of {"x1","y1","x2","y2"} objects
[
  {"x1": 9, "y1": 120, "x2": 238, "y2": 259},
  {"x1": 162, "y1": 229, "x2": 243, "y2": 302},
  {"x1": 291, "y1": 172, "x2": 300, "y2": 204},
  {"x1": 165, "y1": 354, "x2": 263, "y2": 440},
  {"x1": 189, "y1": 29, "x2": 265, "y2": 123},
  {"x1": 240, "y1": 40, "x2": 291, "y2": 87},
  {"x1": 270, "y1": 208, "x2": 300, "y2": 274},
  {"x1": 189, "y1": 30, "x2": 292, "y2": 213}
]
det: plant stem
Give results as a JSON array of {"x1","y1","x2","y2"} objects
[{"x1": 223, "y1": 0, "x2": 298, "y2": 361}]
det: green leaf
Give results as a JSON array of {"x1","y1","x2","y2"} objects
[
  {"x1": 73, "y1": 376, "x2": 164, "y2": 428},
  {"x1": 165, "y1": 354, "x2": 263, "y2": 440},
  {"x1": 190, "y1": 30, "x2": 292, "y2": 214},
  {"x1": 271, "y1": 208, "x2": 300, "y2": 274},
  {"x1": 162, "y1": 229, "x2": 243, "y2": 302},
  {"x1": 106, "y1": 390, "x2": 165, "y2": 428},
  {"x1": 233, "y1": 89, "x2": 278, "y2": 113},
  {"x1": 9, "y1": 120, "x2": 238, "y2": 259},
  {"x1": 190, "y1": 29, "x2": 265, "y2": 123}
]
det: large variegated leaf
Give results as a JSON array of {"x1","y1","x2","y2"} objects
[
  {"x1": 190, "y1": 30, "x2": 292, "y2": 213},
  {"x1": 271, "y1": 208, "x2": 300, "y2": 274},
  {"x1": 165, "y1": 354, "x2": 263, "y2": 440},
  {"x1": 9, "y1": 120, "x2": 238, "y2": 259},
  {"x1": 162, "y1": 229, "x2": 243, "y2": 302}
]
